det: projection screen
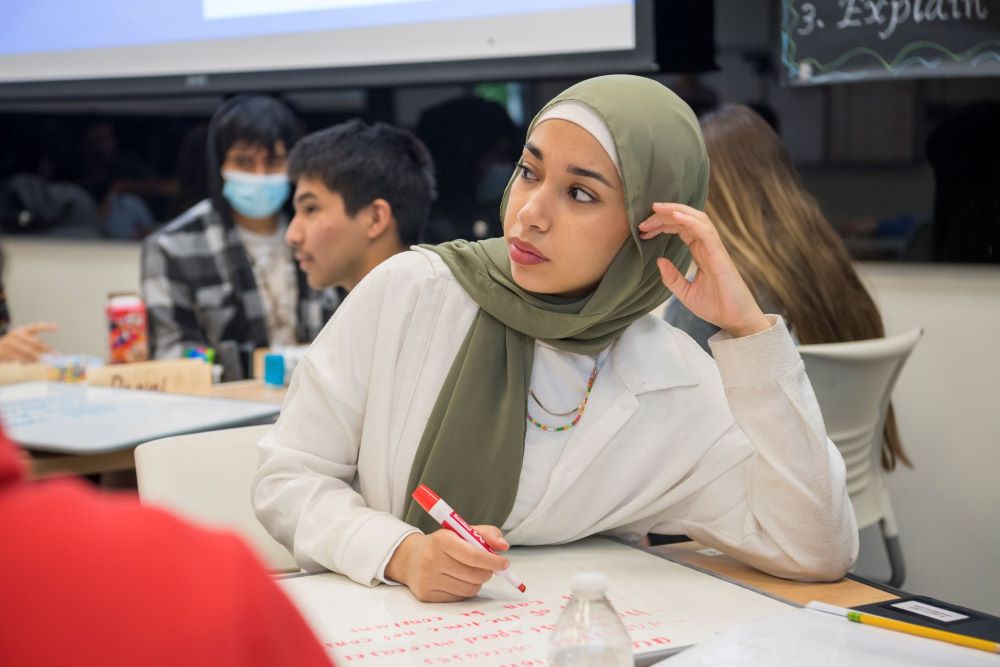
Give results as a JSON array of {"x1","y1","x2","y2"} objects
[{"x1": 0, "y1": 0, "x2": 653, "y2": 98}]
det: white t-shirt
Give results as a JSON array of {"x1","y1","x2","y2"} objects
[
  {"x1": 504, "y1": 342, "x2": 613, "y2": 529},
  {"x1": 237, "y1": 224, "x2": 299, "y2": 347}
]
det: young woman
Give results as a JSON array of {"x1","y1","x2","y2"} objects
[
  {"x1": 141, "y1": 95, "x2": 338, "y2": 379},
  {"x1": 665, "y1": 104, "x2": 909, "y2": 471},
  {"x1": 253, "y1": 76, "x2": 857, "y2": 602}
]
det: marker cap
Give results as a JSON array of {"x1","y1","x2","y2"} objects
[{"x1": 411, "y1": 484, "x2": 441, "y2": 512}]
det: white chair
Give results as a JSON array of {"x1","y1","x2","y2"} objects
[
  {"x1": 798, "y1": 327, "x2": 923, "y2": 588},
  {"x1": 134, "y1": 424, "x2": 297, "y2": 572}
]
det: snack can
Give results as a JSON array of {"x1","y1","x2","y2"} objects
[{"x1": 106, "y1": 292, "x2": 149, "y2": 364}]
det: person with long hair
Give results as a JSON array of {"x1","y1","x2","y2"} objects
[
  {"x1": 253, "y1": 76, "x2": 857, "y2": 602},
  {"x1": 665, "y1": 104, "x2": 909, "y2": 471}
]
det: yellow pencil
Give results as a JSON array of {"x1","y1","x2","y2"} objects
[{"x1": 807, "y1": 601, "x2": 1000, "y2": 655}]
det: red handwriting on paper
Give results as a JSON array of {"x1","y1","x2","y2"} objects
[
  {"x1": 487, "y1": 615, "x2": 521, "y2": 625},
  {"x1": 326, "y1": 638, "x2": 372, "y2": 648},
  {"x1": 462, "y1": 629, "x2": 525, "y2": 645},
  {"x1": 351, "y1": 617, "x2": 444, "y2": 633},
  {"x1": 340, "y1": 640, "x2": 460, "y2": 661},
  {"x1": 624, "y1": 619, "x2": 666, "y2": 633},
  {"x1": 421, "y1": 645, "x2": 532, "y2": 664},
  {"x1": 431, "y1": 621, "x2": 483, "y2": 632},
  {"x1": 527, "y1": 623, "x2": 557, "y2": 634},
  {"x1": 502, "y1": 600, "x2": 543, "y2": 609},
  {"x1": 329, "y1": 598, "x2": 677, "y2": 665}
]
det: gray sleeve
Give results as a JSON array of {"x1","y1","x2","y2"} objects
[{"x1": 662, "y1": 297, "x2": 720, "y2": 355}]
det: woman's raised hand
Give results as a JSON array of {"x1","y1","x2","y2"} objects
[
  {"x1": 385, "y1": 525, "x2": 510, "y2": 602},
  {"x1": 639, "y1": 203, "x2": 770, "y2": 338}
]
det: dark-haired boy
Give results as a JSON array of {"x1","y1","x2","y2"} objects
[{"x1": 285, "y1": 120, "x2": 436, "y2": 292}]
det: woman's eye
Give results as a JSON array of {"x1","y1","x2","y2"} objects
[
  {"x1": 516, "y1": 162, "x2": 537, "y2": 181},
  {"x1": 570, "y1": 186, "x2": 596, "y2": 203}
]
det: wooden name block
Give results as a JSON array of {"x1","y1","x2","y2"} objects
[
  {"x1": 253, "y1": 348, "x2": 270, "y2": 380},
  {"x1": 86, "y1": 359, "x2": 211, "y2": 396},
  {"x1": 0, "y1": 363, "x2": 58, "y2": 386}
]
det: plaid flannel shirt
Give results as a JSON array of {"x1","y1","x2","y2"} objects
[{"x1": 141, "y1": 200, "x2": 339, "y2": 379}]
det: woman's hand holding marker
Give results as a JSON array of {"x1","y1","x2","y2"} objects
[{"x1": 385, "y1": 525, "x2": 510, "y2": 603}]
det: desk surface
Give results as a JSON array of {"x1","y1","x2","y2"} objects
[
  {"x1": 23, "y1": 380, "x2": 285, "y2": 478},
  {"x1": 650, "y1": 541, "x2": 899, "y2": 608},
  {"x1": 3, "y1": 382, "x2": 278, "y2": 455},
  {"x1": 207, "y1": 379, "x2": 287, "y2": 404},
  {"x1": 279, "y1": 538, "x2": 904, "y2": 667}
]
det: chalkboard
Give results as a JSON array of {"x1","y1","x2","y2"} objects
[{"x1": 781, "y1": 0, "x2": 1000, "y2": 84}]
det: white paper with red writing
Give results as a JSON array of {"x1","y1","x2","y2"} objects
[{"x1": 279, "y1": 537, "x2": 791, "y2": 665}]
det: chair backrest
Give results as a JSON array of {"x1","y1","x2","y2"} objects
[
  {"x1": 134, "y1": 424, "x2": 296, "y2": 571},
  {"x1": 798, "y1": 327, "x2": 922, "y2": 530}
]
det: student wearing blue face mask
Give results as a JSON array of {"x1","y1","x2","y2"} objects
[{"x1": 141, "y1": 95, "x2": 339, "y2": 379}]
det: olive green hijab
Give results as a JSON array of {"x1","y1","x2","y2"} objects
[{"x1": 403, "y1": 75, "x2": 709, "y2": 533}]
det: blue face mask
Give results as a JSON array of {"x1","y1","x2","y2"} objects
[{"x1": 221, "y1": 170, "x2": 290, "y2": 219}]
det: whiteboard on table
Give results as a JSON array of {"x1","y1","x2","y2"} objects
[
  {"x1": 279, "y1": 537, "x2": 792, "y2": 666},
  {"x1": 0, "y1": 381, "x2": 278, "y2": 454}
]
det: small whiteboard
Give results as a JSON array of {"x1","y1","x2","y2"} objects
[
  {"x1": 0, "y1": 381, "x2": 279, "y2": 454},
  {"x1": 279, "y1": 537, "x2": 792, "y2": 666}
]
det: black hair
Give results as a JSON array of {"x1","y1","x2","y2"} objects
[
  {"x1": 288, "y1": 120, "x2": 436, "y2": 246},
  {"x1": 205, "y1": 95, "x2": 301, "y2": 225}
]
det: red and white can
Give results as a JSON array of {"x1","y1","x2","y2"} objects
[{"x1": 105, "y1": 292, "x2": 149, "y2": 364}]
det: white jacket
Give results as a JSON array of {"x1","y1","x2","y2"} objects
[{"x1": 253, "y1": 249, "x2": 858, "y2": 586}]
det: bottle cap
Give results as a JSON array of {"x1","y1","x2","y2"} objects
[{"x1": 570, "y1": 571, "x2": 608, "y2": 597}]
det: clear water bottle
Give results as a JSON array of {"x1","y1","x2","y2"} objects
[{"x1": 549, "y1": 572, "x2": 633, "y2": 667}]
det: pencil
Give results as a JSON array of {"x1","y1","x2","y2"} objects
[{"x1": 807, "y1": 601, "x2": 1000, "y2": 655}]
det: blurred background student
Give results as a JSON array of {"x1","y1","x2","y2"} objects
[
  {"x1": 416, "y1": 96, "x2": 520, "y2": 244},
  {"x1": 141, "y1": 95, "x2": 339, "y2": 380},
  {"x1": 664, "y1": 104, "x2": 910, "y2": 472},
  {"x1": 0, "y1": 238, "x2": 57, "y2": 363}
]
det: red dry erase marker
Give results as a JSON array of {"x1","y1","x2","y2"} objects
[{"x1": 412, "y1": 484, "x2": 526, "y2": 593}]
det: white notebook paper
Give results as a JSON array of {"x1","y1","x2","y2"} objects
[{"x1": 279, "y1": 537, "x2": 792, "y2": 666}]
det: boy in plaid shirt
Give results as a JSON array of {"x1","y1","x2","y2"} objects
[{"x1": 142, "y1": 96, "x2": 338, "y2": 379}]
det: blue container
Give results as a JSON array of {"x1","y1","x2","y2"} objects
[{"x1": 263, "y1": 353, "x2": 285, "y2": 387}]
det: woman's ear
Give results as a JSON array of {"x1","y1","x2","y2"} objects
[{"x1": 367, "y1": 198, "x2": 394, "y2": 240}]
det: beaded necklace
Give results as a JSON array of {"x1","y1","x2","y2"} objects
[{"x1": 526, "y1": 354, "x2": 601, "y2": 432}]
